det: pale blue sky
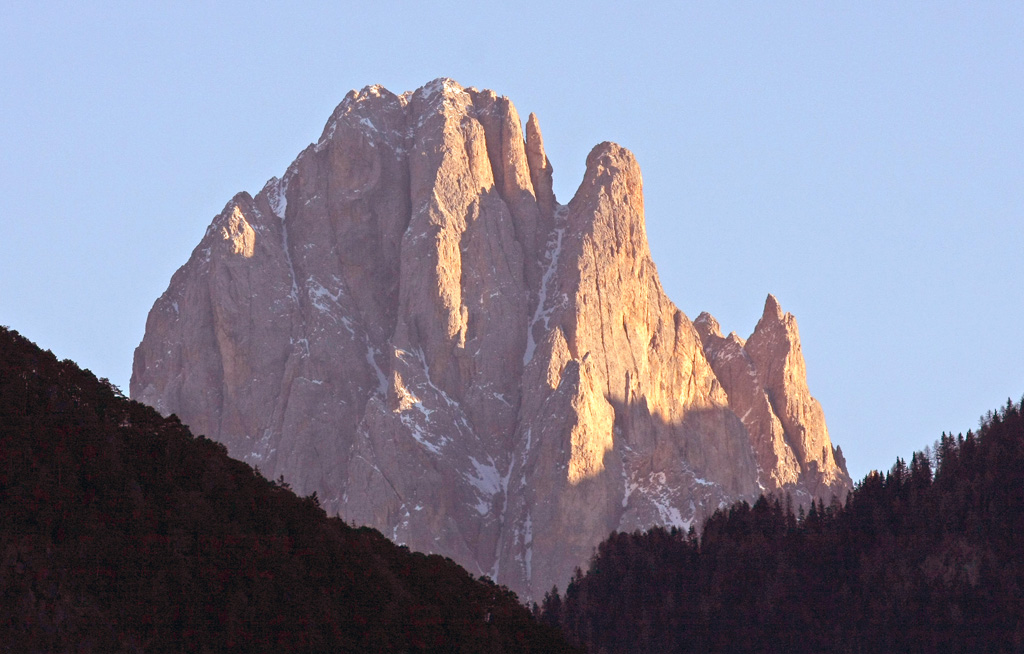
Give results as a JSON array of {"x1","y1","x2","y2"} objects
[{"x1": 1, "y1": 2, "x2": 1021, "y2": 481}]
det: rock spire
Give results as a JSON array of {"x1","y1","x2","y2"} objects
[{"x1": 132, "y1": 79, "x2": 850, "y2": 601}]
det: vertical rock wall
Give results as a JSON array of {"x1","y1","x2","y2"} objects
[{"x1": 132, "y1": 79, "x2": 850, "y2": 601}]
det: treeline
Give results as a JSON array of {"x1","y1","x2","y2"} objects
[
  {"x1": 0, "y1": 327, "x2": 577, "y2": 653},
  {"x1": 543, "y1": 398, "x2": 1024, "y2": 653}
]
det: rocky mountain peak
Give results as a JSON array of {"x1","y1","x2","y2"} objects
[
  {"x1": 132, "y1": 79, "x2": 850, "y2": 601},
  {"x1": 694, "y1": 294, "x2": 851, "y2": 496},
  {"x1": 694, "y1": 311, "x2": 722, "y2": 338},
  {"x1": 525, "y1": 112, "x2": 555, "y2": 218},
  {"x1": 761, "y1": 292, "x2": 785, "y2": 322}
]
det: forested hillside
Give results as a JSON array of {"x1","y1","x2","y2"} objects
[
  {"x1": 0, "y1": 327, "x2": 576, "y2": 652},
  {"x1": 544, "y1": 398, "x2": 1024, "y2": 653}
]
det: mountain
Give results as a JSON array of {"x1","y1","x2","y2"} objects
[
  {"x1": 545, "y1": 398, "x2": 1024, "y2": 653},
  {"x1": 132, "y1": 78, "x2": 850, "y2": 600},
  {"x1": 0, "y1": 326, "x2": 576, "y2": 652}
]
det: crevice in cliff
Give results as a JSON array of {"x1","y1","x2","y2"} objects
[
  {"x1": 523, "y1": 206, "x2": 567, "y2": 365},
  {"x1": 276, "y1": 176, "x2": 300, "y2": 304},
  {"x1": 591, "y1": 270, "x2": 614, "y2": 401}
]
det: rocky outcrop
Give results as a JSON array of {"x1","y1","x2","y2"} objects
[
  {"x1": 132, "y1": 79, "x2": 850, "y2": 601},
  {"x1": 694, "y1": 299, "x2": 851, "y2": 500}
]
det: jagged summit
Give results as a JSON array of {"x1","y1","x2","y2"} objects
[
  {"x1": 762, "y1": 292, "x2": 784, "y2": 320},
  {"x1": 694, "y1": 311, "x2": 722, "y2": 337},
  {"x1": 694, "y1": 294, "x2": 851, "y2": 495},
  {"x1": 132, "y1": 79, "x2": 849, "y2": 600}
]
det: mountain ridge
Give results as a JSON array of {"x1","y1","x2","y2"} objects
[{"x1": 132, "y1": 78, "x2": 850, "y2": 600}]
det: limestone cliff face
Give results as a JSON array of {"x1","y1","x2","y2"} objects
[{"x1": 132, "y1": 79, "x2": 850, "y2": 601}]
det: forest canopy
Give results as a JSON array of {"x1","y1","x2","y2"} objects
[
  {"x1": 0, "y1": 326, "x2": 576, "y2": 653},
  {"x1": 543, "y1": 397, "x2": 1024, "y2": 653}
]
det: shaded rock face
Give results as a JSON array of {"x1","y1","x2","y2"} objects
[{"x1": 132, "y1": 79, "x2": 850, "y2": 601}]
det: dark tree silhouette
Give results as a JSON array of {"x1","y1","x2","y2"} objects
[
  {"x1": 546, "y1": 395, "x2": 1024, "y2": 653},
  {"x1": 0, "y1": 327, "x2": 578, "y2": 653}
]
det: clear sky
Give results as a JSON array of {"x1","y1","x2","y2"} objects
[{"x1": 1, "y1": 2, "x2": 1021, "y2": 482}]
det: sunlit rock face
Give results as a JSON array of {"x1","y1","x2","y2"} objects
[
  {"x1": 132, "y1": 79, "x2": 850, "y2": 601},
  {"x1": 694, "y1": 300, "x2": 852, "y2": 501}
]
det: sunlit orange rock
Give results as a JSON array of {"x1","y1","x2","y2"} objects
[{"x1": 132, "y1": 79, "x2": 850, "y2": 601}]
